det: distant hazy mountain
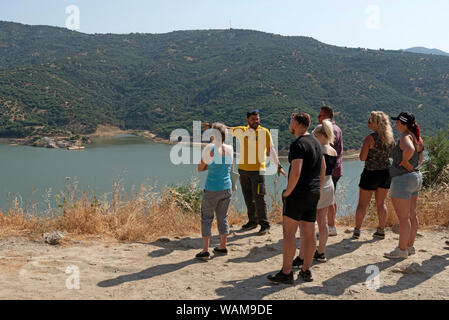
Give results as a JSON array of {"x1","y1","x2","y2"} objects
[{"x1": 404, "y1": 47, "x2": 449, "y2": 56}]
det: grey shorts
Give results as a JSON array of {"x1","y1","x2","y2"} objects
[
  {"x1": 390, "y1": 171, "x2": 422, "y2": 199},
  {"x1": 201, "y1": 189, "x2": 232, "y2": 237}
]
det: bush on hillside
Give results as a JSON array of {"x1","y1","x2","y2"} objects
[{"x1": 421, "y1": 128, "x2": 449, "y2": 188}]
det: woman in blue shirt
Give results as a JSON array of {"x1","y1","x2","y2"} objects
[{"x1": 196, "y1": 123, "x2": 233, "y2": 260}]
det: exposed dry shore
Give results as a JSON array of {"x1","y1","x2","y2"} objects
[
  {"x1": 2, "y1": 124, "x2": 360, "y2": 160},
  {"x1": 1, "y1": 225, "x2": 448, "y2": 300}
]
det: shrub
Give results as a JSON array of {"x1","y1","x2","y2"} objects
[
  {"x1": 166, "y1": 177, "x2": 203, "y2": 214},
  {"x1": 421, "y1": 128, "x2": 449, "y2": 188}
]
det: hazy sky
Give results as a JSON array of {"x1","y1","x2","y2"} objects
[{"x1": 1, "y1": 0, "x2": 448, "y2": 52}]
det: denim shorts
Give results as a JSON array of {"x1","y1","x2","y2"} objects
[{"x1": 390, "y1": 171, "x2": 422, "y2": 199}]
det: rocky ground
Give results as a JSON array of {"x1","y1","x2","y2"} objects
[{"x1": 0, "y1": 225, "x2": 448, "y2": 300}]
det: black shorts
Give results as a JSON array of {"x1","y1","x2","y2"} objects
[
  {"x1": 282, "y1": 190, "x2": 320, "y2": 222},
  {"x1": 359, "y1": 168, "x2": 391, "y2": 191}
]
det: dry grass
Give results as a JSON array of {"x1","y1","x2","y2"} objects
[
  {"x1": 338, "y1": 184, "x2": 449, "y2": 230},
  {"x1": 1, "y1": 178, "x2": 447, "y2": 242},
  {"x1": 0, "y1": 179, "x2": 248, "y2": 243}
]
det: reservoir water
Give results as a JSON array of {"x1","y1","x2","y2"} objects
[{"x1": 0, "y1": 135, "x2": 364, "y2": 216}]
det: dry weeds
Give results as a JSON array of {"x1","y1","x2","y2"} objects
[{"x1": 1, "y1": 180, "x2": 447, "y2": 242}]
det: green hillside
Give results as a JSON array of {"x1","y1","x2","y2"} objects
[{"x1": 1, "y1": 21, "x2": 449, "y2": 150}]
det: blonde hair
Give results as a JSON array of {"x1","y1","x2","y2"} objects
[
  {"x1": 313, "y1": 119, "x2": 335, "y2": 144},
  {"x1": 369, "y1": 111, "x2": 394, "y2": 146}
]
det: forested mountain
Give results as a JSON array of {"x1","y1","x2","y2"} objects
[{"x1": 1, "y1": 21, "x2": 449, "y2": 150}]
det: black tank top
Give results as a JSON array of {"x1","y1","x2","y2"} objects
[{"x1": 324, "y1": 154, "x2": 338, "y2": 176}]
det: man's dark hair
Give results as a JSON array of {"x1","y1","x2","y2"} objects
[
  {"x1": 246, "y1": 108, "x2": 259, "y2": 118},
  {"x1": 320, "y1": 105, "x2": 334, "y2": 119},
  {"x1": 293, "y1": 112, "x2": 311, "y2": 129}
]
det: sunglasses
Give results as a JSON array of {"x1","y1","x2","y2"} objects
[{"x1": 248, "y1": 109, "x2": 259, "y2": 114}]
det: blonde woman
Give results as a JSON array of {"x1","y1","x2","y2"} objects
[
  {"x1": 353, "y1": 111, "x2": 394, "y2": 240},
  {"x1": 312, "y1": 119, "x2": 337, "y2": 262}
]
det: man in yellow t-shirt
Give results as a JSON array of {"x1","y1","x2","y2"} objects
[{"x1": 204, "y1": 109, "x2": 286, "y2": 235}]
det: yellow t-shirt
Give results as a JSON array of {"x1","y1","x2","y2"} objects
[{"x1": 229, "y1": 125, "x2": 273, "y2": 171}]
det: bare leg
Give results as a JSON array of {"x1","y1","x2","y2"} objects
[
  {"x1": 282, "y1": 216, "x2": 300, "y2": 275},
  {"x1": 298, "y1": 223, "x2": 305, "y2": 260},
  {"x1": 327, "y1": 202, "x2": 337, "y2": 227},
  {"x1": 218, "y1": 234, "x2": 228, "y2": 250},
  {"x1": 392, "y1": 198, "x2": 411, "y2": 250},
  {"x1": 202, "y1": 236, "x2": 210, "y2": 252},
  {"x1": 299, "y1": 220, "x2": 316, "y2": 271},
  {"x1": 374, "y1": 188, "x2": 389, "y2": 230},
  {"x1": 408, "y1": 195, "x2": 419, "y2": 247},
  {"x1": 316, "y1": 208, "x2": 328, "y2": 254},
  {"x1": 355, "y1": 188, "x2": 374, "y2": 230}
]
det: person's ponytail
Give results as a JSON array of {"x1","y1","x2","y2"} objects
[
  {"x1": 408, "y1": 121, "x2": 421, "y2": 141},
  {"x1": 321, "y1": 119, "x2": 335, "y2": 144}
]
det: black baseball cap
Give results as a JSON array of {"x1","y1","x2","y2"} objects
[{"x1": 391, "y1": 112, "x2": 415, "y2": 124}]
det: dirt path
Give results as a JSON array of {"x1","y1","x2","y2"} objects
[{"x1": 0, "y1": 225, "x2": 448, "y2": 300}]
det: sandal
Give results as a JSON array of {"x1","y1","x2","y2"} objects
[
  {"x1": 373, "y1": 228, "x2": 385, "y2": 239},
  {"x1": 195, "y1": 251, "x2": 210, "y2": 261},
  {"x1": 213, "y1": 247, "x2": 228, "y2": 255}
]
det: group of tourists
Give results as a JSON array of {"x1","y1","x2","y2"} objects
[{"x1": 197, "y1": 106, "x2": 424, "y2": 284}]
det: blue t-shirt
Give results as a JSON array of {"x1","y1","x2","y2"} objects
[{"x1": 204, "y1": 146, "x2": 233, "y2": 191}]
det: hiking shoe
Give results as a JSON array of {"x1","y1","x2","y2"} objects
[
  {"x1": 328, "y1": 226, "x2": 337, "y2": 236},
  {"x1": 352, "y1": 228, "x2": 360, "y2": 239},
  {"x1": 407, "y1": 246, "x2": 416, "y2": 256},
  {"x1": 298, "y1": 269, "x2": 313, "y2": 282},
  {"x1": 314, "y1": 250, "x2": 328, "y2": 263},
  {"x1": 384, "y1": 247, "x2": 408, "y2": 259},
  {"x1": 241, "y1": 222, "x2": 258, "y2": 231},
  {"x1": 267, "y1": 270, "x2": 294, "y2": 285},
  {"x1": 292, "y1": 256, "x2": 304, "y2": 269},
  {"x1": 373, "y1": 228, "x2": 385, "y2": 239},
  {"x1": 195, "y1": 251, "x2": 210, "y2": 261},
  {"x1": 213, "y1": 247, "x2": 228, "y2": 255},
  {"x1": 257, "y1": 225, "x2": 270, "y2": 236}
]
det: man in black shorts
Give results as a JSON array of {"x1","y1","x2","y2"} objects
[{"x1": 268, "y1": 112, "x2": 325, "y2": 284}]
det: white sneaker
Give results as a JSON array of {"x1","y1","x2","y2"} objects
[
  {"x1": 384, "y1": 247, "x2": 408, "y2": 259},
  {"x1": 328, "y1": 226, "x2": 337, "y2": 236},
  {"x1": 407, "y1": 246, "x2": 416, "y2": 256}
]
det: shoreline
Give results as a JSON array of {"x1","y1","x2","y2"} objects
[
  {"x1": 86, "y1": 126, "x2": 362, "y2": 161},
  {"x1": 1, "y1": 126, "x2": 361, "y2": 161}
]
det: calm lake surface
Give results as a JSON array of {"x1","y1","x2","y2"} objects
[{"x1": 0, "y1": 135, "x2": 364, "y2": 215}]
